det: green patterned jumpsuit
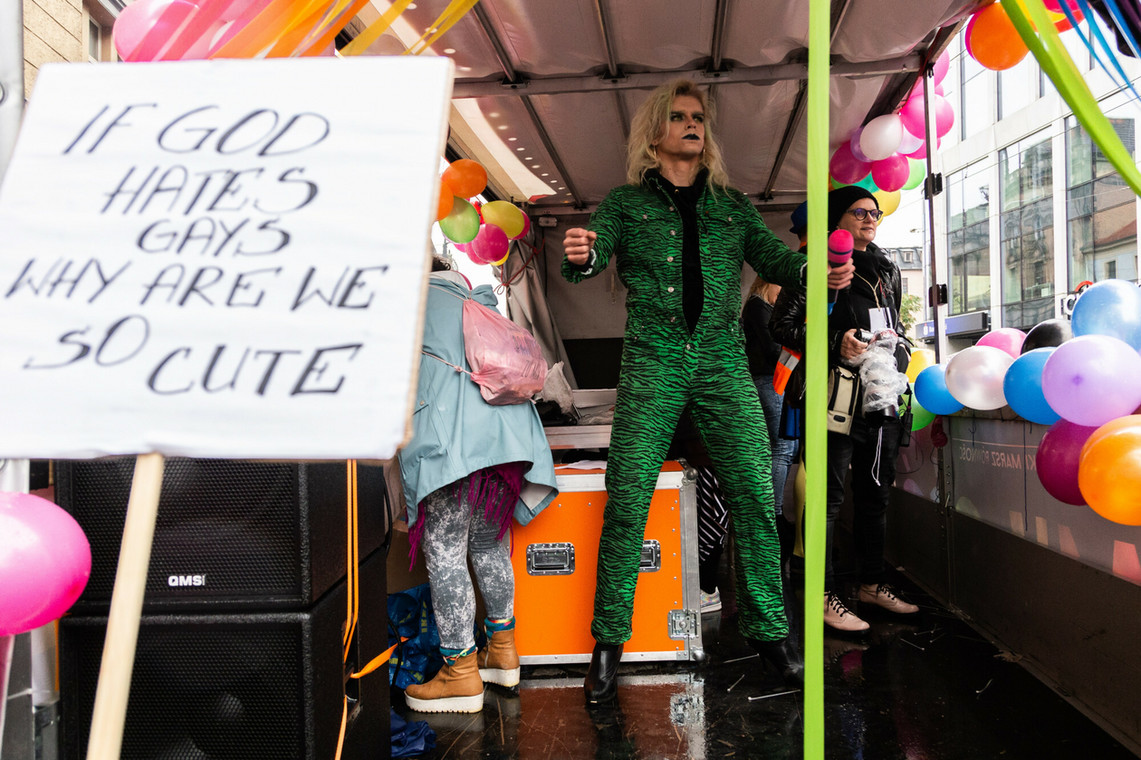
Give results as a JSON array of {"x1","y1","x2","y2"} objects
[{"x1": 562, "y1": 173, "x2": 807, "y2": 645}]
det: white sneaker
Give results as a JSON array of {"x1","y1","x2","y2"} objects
[
  {"x1": 858, "y1": 583, "x2": 919, "y2": 614},
  {"x1": 700, "y1": 588, "x2": 722, "y2": 613},
  {"x1": 824, "y1": 591, "x2": 870, "y2": 632}
]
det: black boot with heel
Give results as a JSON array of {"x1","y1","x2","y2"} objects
[
  {"x1": 584, "y1": 642, "x2": 624, "y2": 704},
  {"x1": 748, "y1": 636, "x2": 804, "y2": 686}
]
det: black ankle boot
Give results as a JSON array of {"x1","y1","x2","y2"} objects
[
  {"x1": 748, "y1": 636, "x2": 804, "y2": 686},
  {"x1": 584, "y1": 642, "x2": 623, "y2": 703}
]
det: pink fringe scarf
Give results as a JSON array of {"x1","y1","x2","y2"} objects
[{"x1": 407, "y1": 462, "x2": 526, "y2": 568}]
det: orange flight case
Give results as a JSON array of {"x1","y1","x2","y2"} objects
[{"x1": 510, "y1": 461, "x2": 703, "y2": 664}]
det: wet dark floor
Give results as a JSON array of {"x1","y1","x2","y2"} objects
[{"x1": 392, "y1": 572, "x2": 1140, "y2": 760}]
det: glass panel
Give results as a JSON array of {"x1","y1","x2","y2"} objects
[
  {"x1": 88, "y1": 19, "x2": 100, "y2": 61},
  {"x1": 999, "y1": 55, "x2": 1039, "y2": 119},
  {"x1": 966, "y1": 249, "x2": 990, "y2": 312},
  {"x1": 1066, "y1": 112, "x2": 1137, "y2": 289},
  {"x1": 948, "y1": 162, "x2": 991, "y2": 316}
]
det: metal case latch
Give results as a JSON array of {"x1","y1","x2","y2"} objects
[
  {"x1": 526, "y1": 542, "x2": 575, "y2": 575},
  {"x1": 638, "y1": 539, "x2": 661, "y2": 572},
  {"x1": 668, "y1": 609, "x2": 699, "y2": 639}
]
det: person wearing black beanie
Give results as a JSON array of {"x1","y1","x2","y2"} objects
[{"x1": 770, "y1": 184, "x2": 919, "y2": 635}]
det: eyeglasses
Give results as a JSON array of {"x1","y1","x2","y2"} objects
[{"x1": 847, "y1": 208, "x2": 884, "y2": 222}]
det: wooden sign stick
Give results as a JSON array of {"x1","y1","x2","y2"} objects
[{"x1": 85, "y1": 452, "x2": 165, "y2": 760}]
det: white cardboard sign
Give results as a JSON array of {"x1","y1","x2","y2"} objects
[{"x1": 0, "y1": 57, "x2": 453, "y2": 460}]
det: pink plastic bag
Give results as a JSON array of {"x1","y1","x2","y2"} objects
[{"x1": 462, "y1": 299, "x2": 547, "y2": 405}]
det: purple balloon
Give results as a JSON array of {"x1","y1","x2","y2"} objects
[
  {"x1": 1041, "y1": 334, "x2": 1141, "y2": 427},
  {"x1": 1035, "y1": 419, "x2": 1099, "y2": 505}
]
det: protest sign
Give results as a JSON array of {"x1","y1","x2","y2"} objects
[{"x1": 0, "y1": 56, "x2": 453, "y2": 460}]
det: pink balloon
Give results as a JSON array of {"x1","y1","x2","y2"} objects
[
  {"x1": 933, "y1": 50, "x2": 950, "y2": 85},
  {"x1": 934, "y1": 95, "x2": 956, "y2": 138},
  {"x1": 900, "y1": 96, "x2": 927, "y2": 138},
  {"x1": 468, "y1": 223, "x2": 509, "y2": 265},
  {"x1": 511, "y1": 212, "x2": 531, "y2": 241},
  {"x1": 871, "y1": 154, "x2": 911, "y2": 193},
  {"x1": 829, "y1": 141, "x2": 872, "y2": 185},
  {"x1": 0, "y1": 492, "x2": 91, "y2": 636},
  {"x1": 1036, "y1": 419, "x2": 1099, "y2": 505},
  {"x1": 113, "y1": 0, "x2": 198, "y2": 62},
  {"x1": 977, "y1": 327, "x2": 1027, "y2": 358}
]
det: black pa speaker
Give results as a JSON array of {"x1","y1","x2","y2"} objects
[
  {"x1": 60, "y1": 549, "x2": 390, "y2": 760},
  {"x1": 55, "y1": 459, "x2": 386, "y2": 612}
]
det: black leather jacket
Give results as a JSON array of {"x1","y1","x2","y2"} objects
[{"x1": 771, "y1": 242, "x2": 908, "y2": 408}]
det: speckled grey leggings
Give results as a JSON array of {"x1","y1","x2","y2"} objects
[{"x1": 419, "y1": 485, "x2": 514, "y2": 651}]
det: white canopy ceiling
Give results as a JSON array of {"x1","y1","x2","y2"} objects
[{"x1": 361, "y1": 0, "x2": 986, "y2": 213}]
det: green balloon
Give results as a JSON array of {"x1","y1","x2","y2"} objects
[
  {"x1": 902, "y1": 389, "x2": 936, "y2": 431},
  {"x1": 854, "y1": 173, "x2": 880, "y2": 193},
  {"x1": 439, "y1": 197, "x2": 480, "y2": 244},
  {"x1": 902, "y1": 159, "x2": 925, "y2": 191}
]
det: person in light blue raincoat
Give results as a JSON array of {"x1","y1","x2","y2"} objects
[{"x1": 398, "y1": 258, "x2": 557, "y2": 714}]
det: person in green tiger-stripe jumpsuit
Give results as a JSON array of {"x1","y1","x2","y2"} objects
[{"x1": 562, "y1": 79, "x2": 854, "y2": 704}]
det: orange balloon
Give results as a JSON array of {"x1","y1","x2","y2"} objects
[
  {"x1": 436, "y1": 183, "x2": 454, "y2": 222},
  {"x1": 441, "y1": 159, "x2": 487, "y2": 199},
  {"x1": 1078, "y1": 415, "x2": 1141, "y2": 525},
  {"x1": 965, "y1": 4, "x2": 1030, "y2": 71}
]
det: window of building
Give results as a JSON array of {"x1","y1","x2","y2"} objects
[
  {"x1": 84, "y1": 1, "x2": 118, "y2": 62},
  {"x1": 999, "y1": 132, "x2": 1055, "y2": 329},
  {"x1": 947, "y1": 161, "x2": 990, "y2": 315},
  {"x1": 998, "y1": 54, "x2": 1042, "y2": 120},
  {"x1": 959, "y1": 38, "x2": 993, "y2": 140},
  {"x1": 1066, "y1": 106, "x2": 1137, "y2": 288}
]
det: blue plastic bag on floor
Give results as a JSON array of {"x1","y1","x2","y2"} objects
[
  {"x1": 390, "y1": 709, "x2": 435, "y2": 758},
  {"x1": 387, "y1": 583, "x2": 442, "y2": 688}
]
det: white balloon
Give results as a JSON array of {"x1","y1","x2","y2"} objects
[
  {"x1": 859, "y1": 114, "x2": 904, "y2": 161},
  {"x1": 945, "y1": 345, "x2": 1014, "y2": 410}
]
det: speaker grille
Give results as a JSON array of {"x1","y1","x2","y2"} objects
[
  {"x1": 56, "y1": 459, "x2": 385, "y2": 612},
  {"x1": 61, "y1": 550, "x2": 388, "y2": 760}
]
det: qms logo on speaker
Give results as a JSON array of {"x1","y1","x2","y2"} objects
[{"x1": 167, "y1": 574, "x2": 207, "y2": 587}]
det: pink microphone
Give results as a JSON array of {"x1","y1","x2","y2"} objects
[{"x1": 827, "y1": 229, "x2": 854, "y2": 314}]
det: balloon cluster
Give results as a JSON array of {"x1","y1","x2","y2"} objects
[
  {"x1": 435, "y1": 159, "x2": 530, "y2": 267},
  {"x1": 912, "y1": 279, "x2": 1141, "y2": 525},
  {"x1": 828, "y1": 52, "x2": 950, "y2": 210},
  {"x1": 964, "y1": 1, "x2": 1083, "y2": 71}
]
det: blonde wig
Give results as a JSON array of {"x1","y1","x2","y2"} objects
[{"x1": 625, "y1": 79, "x2": 730, "y2": 188}]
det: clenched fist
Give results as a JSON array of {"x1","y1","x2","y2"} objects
[{"x1": 563, "y1": 227, "x2": 597, "y2": 266}]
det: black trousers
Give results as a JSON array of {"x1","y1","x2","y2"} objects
[{"x1": 823, "y1": 414, "x2": 902, "y2": 591}]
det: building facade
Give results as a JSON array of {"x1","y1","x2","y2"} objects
[{"x1": 924, "y1": 22, "x2": 1140, "y2": 349}]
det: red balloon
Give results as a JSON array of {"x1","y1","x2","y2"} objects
[
  {"x1": 871, "y1": 154, "x2": 910, "y2": 193},
  {"x1": 1036, "y1": 419, "x2": 1099, "y2": 505},
  {"x1": 468, "y1": 224, "x2": 509, "y2": 265},
  {"x1": 829, "y1": 141, "x2": 872, "y2": 185}
]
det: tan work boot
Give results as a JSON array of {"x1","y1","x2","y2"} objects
[
  {"x1": 404, "y1": 652, "x2": 484, "y2": 713},
  {"x1": 478, "y1": 629, "x2": 521, "y2": 687},
  {"x1": 824, "y1": 591, "x2": 870, "y2": 633}
]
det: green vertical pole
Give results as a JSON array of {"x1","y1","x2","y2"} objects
[{"x1": 804, "y1": 0, "x2": 830, "y2": 758}]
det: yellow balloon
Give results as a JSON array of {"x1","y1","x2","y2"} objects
[
  {"x1": 906, "y1": 348, "x2": 936, "y2": 384},
  {"x1": 480, "y1": 200, "x2": 525, "y2": 239},
  {"x1": 491, "y1": 251, "x2": 510, "y2": 267},
  {"x1": 874, "y1": 189, "x2": 901, "y2": 216}
]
